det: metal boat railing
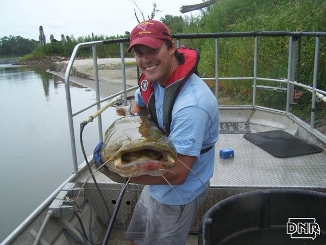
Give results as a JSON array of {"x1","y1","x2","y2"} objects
[
  {"x1": 63, "y1": 32, "x2": 326, "y2": 172},
  {"x1": 3, "y1": 31, "x2": 326, "y2": 245},
  {"x1": 63, "y1": 39, "x2": 137, "y2": 172}
]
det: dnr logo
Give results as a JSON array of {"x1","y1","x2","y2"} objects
[{"x1": 287, "y1": 218, "x2": 320, "y2": 240}]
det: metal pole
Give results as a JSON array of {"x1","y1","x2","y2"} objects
[
  {"x1": 215, "y1": 38, "x2": 219, "y2": 99},
  {"x1": 311, "y1": 37, "x2": 320, "y2": 128},
  {"x1": 253, "y1": 36, "x2": 258, "y2": 106},
  {"x1": 120, "y1": 42, "x2": 127, "y2": 106},
  {"x1": 92, "y1": 45, "x2": 103, "y2": 141},
  {"x1": 176, "y1": 39, "x2": 180, "y2": 48},
  {"x1": 286, "y1": 36, "x2": 296, "y2": 112},
  {"x1": 32, "y1": 210, "x2": 54, "y2": 245},
  {"x1": 63, "y1": 41, "x2": 103, "y2": 172},
  {"x1": 64, "y1": 44, "x2": 81, "y2": 172}
]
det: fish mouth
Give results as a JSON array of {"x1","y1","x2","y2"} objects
[
  {"x1": 122, "y1": 149, "x2": 163, "y2": 162},
  {"x1": 105, "y1": 149, "x2": 176, "y2": 177},
  {"x1": 100, "y1": 116, "x2": 177, "y2": 178}
]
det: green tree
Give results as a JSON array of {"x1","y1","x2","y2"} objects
[
  {"x1": 0, "y1": 36, "x2": 39, "y2": 56},
  {"x1": 161, "y1": 15, "x2": 185, "y2": 34}
]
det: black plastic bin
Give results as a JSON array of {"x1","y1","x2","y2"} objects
[{"x1": 199, "y1": 189, "x2": 326, "y2": 245}]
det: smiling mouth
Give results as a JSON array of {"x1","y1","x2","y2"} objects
[{"x1": 146, "y1": 65, "x2": 157, "y2": 71}]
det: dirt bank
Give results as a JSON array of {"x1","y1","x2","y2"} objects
[
  {"x1": 49, "y1": 58, "x2": 139, "y2": 98},
  {"x1": 13, "y1": 56, "x2": 69, "y2": 65}
]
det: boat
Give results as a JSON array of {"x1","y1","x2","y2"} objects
[{"x1": 2, "y1": 32, "x2": 326, "y2": 245}]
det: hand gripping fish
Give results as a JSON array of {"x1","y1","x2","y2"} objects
[{"x1": 94, "y1": 115, "x2": 177, "y2": 178}]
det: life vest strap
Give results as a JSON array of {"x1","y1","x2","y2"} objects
[{"x1": 200, "y1": 145, "x2": 214, "y2": 154}]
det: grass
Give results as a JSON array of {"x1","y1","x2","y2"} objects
[{"x1": 194, "y1": 0, "x2": 326, "y2": 123}]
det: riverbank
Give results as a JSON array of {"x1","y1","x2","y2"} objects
[
  {"x1": 48, "y1": 58, "x2": 138, "y2": 98},
  {"x1": 12, "y1": 56, "x2": 69, "y2": 65}
]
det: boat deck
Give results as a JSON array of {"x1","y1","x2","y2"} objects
[
  {"x1": 214, "y1": 132, "x2": 326, "y2": 189},
  {"x1": 79, "y1": 107, "x2": 326, "y2": 244},
  {"x1": 213, "y1": 120, "x2": 326, "y2": 190}
]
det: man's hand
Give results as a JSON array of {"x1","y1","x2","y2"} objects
[
  {"x1": 115, "y1": 105, "x2": 132, "y2": 116},
  {"x1": 93, "y1": 142, "x2": 126, "y2": 183},
  {"x1": 93, "y1": 142, "x2": 104, "y2": 168}
]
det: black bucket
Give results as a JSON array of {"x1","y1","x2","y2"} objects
[{"x1": 199, "y1": 189, "x2": 326, "y2": 245}]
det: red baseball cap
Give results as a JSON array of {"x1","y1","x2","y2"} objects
[{"x1": 128, "y1": 20, "x2": 173, "y2": 53}]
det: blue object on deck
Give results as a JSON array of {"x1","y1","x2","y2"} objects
[{"x1": 219, "y1": 148, "x2": 234, "y2": 159}]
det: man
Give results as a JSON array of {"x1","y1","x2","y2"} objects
[
  {"x1": 99, "y1": 20, "x2": 219, "y2": 244},
  {"x1": 124, "y1": 20, "x2": 219, "y2": 245}
]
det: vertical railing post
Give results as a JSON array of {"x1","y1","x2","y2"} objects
[
  {"x1": 286, "y1": 36, "x2": 297, "y2": 112},
  {"x1": 311, "y1": 37, "x2": 320, "y2": 128},
  {"x1": 176, "y1": 39, "x2": 180, "y2": 48},
  {"x1": 253, "y1": 36, "x2": 258, "y2": 106},
  {"x1": 92, "y1": 45, "x2": 103, "y2": 141},
  {"x1": 64, "y1": 43, "x2": 85, "y2": 172},
  {"x1": 120, "y1": 42, "x2": 127, "y2": 106},
  {"x1": 215, "y1": 38, "x2": 219, "y2": 99}
]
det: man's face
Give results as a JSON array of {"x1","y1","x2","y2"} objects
[{"x1": 133, "y1": 42, "x2": 176, "y2": 87}]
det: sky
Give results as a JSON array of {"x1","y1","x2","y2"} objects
[{"x1": 1, "y1": 0, "x2": 202, "y2": 41}]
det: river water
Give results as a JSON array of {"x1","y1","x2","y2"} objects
[{"x1": 0, "y1": 62, "x2": 118, "y2": 242}]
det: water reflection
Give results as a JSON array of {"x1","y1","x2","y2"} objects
[
  {"x1": 0, "y1": 64, "x2": 86, "y2": 99},
  {"x1": 34, "y1": 66, "x2": 51, "y2": 97},
  {"x1": 1, "y1": 65, "x2": 34, "y2": 80}
]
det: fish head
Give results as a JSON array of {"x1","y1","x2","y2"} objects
[{"x1": 100, "y1": 116, "x2": 177, "y2": 177}]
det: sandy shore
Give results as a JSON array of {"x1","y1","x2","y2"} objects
[{"x1": 49, "y1": 58, "x2": 139, "y2": 98}]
